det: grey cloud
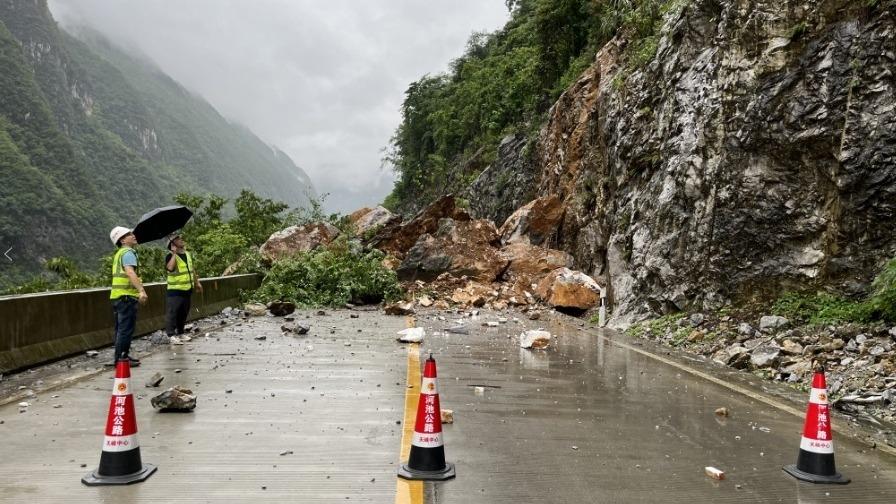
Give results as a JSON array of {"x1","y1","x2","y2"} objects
[{"x1": 49, "y1": 0, "x2": 509, "y2": 212}]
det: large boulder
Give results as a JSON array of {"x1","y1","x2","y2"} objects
[
  {"x1": 260, "y1": 222, "x2": 340, "y2": 262},
  {"x1": 499, "y1": 194, "x2": 565, "y2": 246},
  {"x1": 397, "y1": 218, "x2": 508, "y2": 282},
  {"x1": 535, "y1": 267, "x2": 603, "y2": 311},
  {"x1": 367, "y1": 195, "x2": 471, "y2": 258},
  {"x1": 350, "y1": 206, "x2": 399, "y2": 237},
  {"x1": 499, "y1": 242, "x2": 574, "y2": 280}
]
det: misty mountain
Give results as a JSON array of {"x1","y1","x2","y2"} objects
[{"x1": 0, "y1": 1, "x2": 315, "y2": 284}]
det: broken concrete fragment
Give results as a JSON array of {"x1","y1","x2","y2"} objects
[
  {"x1": 445, "y1": 325, "x2": 469, "y2": 335},
  {"x1": 440, "y1": 409, "x2": 454, "y2": 424},
  {"x1": 151, "y1": 386, "x2": 197, "y2": 411},
  {"x1": 254, "y1": 335, "x2": 267, "y2": 341},
  {"x1": 396, "y1": 327, "x2": 425, "y2": 343},
  {"x1": 418, "y1": 296, "x2": 433, "y2": 307},
  {"x1": 146, "y1": 372, "x2": 164, "y2": 388},
  {"x1": 520, "y1": 330, "x2": 551, "y2": 349},
  {"x1": 85, "y1": 350, "x2": 99, "y2": 357}
]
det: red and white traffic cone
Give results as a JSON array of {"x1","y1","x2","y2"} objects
[
  {"x1": 82, "y1": 358, "x2": 157, "y2": 486},
  {"x1": 783, "y1": 367, "x2": 849, "y2": 484},
  {"x1": 398, "y1": 354, "x2": 455, "y2": 481}
]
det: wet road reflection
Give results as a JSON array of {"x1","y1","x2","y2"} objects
[{"x1": 420, "y1": 316, "x2": 896, "y2": 503}]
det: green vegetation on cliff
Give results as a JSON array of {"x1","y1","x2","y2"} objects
[{"x1": 384, "y1": 0, "x2": 681, "y2": 214}]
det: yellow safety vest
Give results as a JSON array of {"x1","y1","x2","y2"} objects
[
  {"x1": 110, "y1": 247, "x2": 139, "y2": 299},
  {"x1": 166, "y1": 251, "x2": 195, "y2": 291}
]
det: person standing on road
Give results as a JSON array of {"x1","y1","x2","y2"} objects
[
  {"x1": 109, "y1": 227, "x2": 147, "y2": 367},
  {"x1": 164, "y1": 233, "x2": 202, "y2": 338}
]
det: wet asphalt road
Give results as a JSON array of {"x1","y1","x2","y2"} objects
[{"x1": 1, "y1": 308, "x2": 895, "y2": 503}]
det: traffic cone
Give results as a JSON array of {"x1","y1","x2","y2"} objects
[
  {"x1": 783, "y1": 367, "x2": 849, "y2": 484},
  {"x1": 82, "y1": 358, "x2": 157, "y2": 486},
  {"x1": 398, "y1": 354, "x2": 456, "y2": 481}
]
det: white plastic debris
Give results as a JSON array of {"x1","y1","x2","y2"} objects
[{"x1": 396, "y1": 327, "x2": 425, "y2": 343}]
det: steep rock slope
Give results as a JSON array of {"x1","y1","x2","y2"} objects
[{"x1": 489, "y1": 0, "x2": 895, "y2": 321}]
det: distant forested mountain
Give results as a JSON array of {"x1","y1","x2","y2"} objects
[{"x1": 0, "y1": 0, "x2": 314, "y2": 285}]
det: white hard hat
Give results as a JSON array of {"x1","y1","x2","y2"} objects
[{"x1": 109, "y1": 226, "x2": 132, "y2": 245}]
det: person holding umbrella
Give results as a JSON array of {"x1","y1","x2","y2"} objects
[
  {"x1": 109, "y1": 226, "x2": 148, "y2": 367},
  {"x1": 164, "y1": 233, "x2": 202, "y2": 338}
]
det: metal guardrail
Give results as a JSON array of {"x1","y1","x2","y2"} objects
[{"x1": 0, "y1": 274, "x2": 261, "y2": 373}]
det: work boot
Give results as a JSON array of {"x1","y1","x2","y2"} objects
[{"x1": 128, "y1": 356, "x2": 141, "y2": 367}]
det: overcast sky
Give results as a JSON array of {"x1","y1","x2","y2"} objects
[{"x1": 48, "y1": 0, "x2": 509, "y2": 213}]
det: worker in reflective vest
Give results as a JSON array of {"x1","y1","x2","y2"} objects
[
  {"x1": 109, "y1": 226, "x2": 148, "y2": 367},
  {"x1": 165, "y1": 233, "x2": 203, "y2": 337}
]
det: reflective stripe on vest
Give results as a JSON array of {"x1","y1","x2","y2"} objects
[
  {"x1": 166, "y1": 251, "x2": 194, "y2": 291},
  {"x1": 110, "y1": 247, "x2": 139, "y2": 299}
]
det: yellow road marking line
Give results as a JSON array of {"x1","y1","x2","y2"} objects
[{"x1": 395, "y1": 343, "x2": 423, "y2": 504}]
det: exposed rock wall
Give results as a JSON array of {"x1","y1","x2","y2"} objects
[
  {"x1": 466, "y1": 134, "x2": 539, "y2": 225},
  {"x1": 530, "y1": 0, "x2": 896, "y2": 323}
]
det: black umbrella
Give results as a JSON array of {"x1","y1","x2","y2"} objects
[{"x1": 132, "y1": 205, "x2": 193, "y2": 244}]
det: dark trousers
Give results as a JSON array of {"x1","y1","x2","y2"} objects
[
  {"x1": 113, "y1": 297, "x2": 138, "y2": 362},
  {"x1": 165, "y1": 294, "x2": 192, "y2": 336}
]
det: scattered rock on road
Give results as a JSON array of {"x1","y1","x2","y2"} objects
[
  {"x1": 151, "y1": 387, "x2": 197, "y2": 411},
  {"x1": 520, "y1": 330, "x2": 551, "y2": 349},
  {"x1": 384, "y1": 302, "x2": 415, "y2": 316},
  {"x1": 146, "y1": 372, "x2": 164, "y2": 388},
  {"x1": 440, "y1": 409, "x2": 454, "y2": 424},
  {"x1": 244, "y1": 303, "x2": 268, "y2": 316},
  {"x1": 397, "y1": 327, "x2": 425, "y2": 343}
]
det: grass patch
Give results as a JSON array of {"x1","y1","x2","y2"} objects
[{"x1": 771, "y1": 292, "x2": 873, "y2": 325}]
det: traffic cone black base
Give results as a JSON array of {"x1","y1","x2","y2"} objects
[
  {"x1": 783, "y1": 463, "x2": 849, "y2": 485},
  {"x1": 82, "y1": 462, "x2": 157, "y2": 486},
  {"x1": 782, "y1": 367, "x2": 849, "y2": 485},
  {"x1": 398, "y1": 462, "x2": 455, "y2": 481}
]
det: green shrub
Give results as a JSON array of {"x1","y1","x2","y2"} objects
[
  {"x1": 250, "y1": 245, "x2": 403, "y2": 307},
  {"x1": 869, "y1": 257, "x2": 896, "y2": 322},
  {"x1": 772, "y1": 292, "x2": 873, "y2": 325}
]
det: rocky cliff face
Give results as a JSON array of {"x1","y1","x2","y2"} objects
[{"x1": 474, "y1": 0, "x2": 896, "y2": 323}]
